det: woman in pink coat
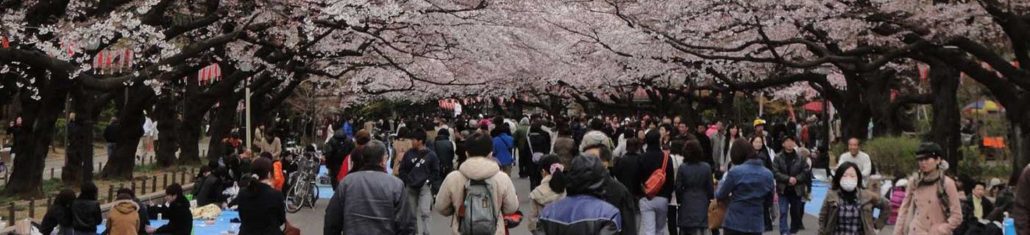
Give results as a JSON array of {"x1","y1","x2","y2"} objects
[{"x1": 894, "y1": 142, "x2": 962, "y2": 235}]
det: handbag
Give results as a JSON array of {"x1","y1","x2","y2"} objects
[
  {"x1": 527, "y1": 133, "x2": 544, "y2": 163},
  {"x1": 643, "y1": 151, "x2": 670, "y2": 199},
  {"x1": 707, "y1": 199, "x2": 728, "y2": 230},
  {"x1": 284, "y1": 221, "x2": 301, "y2": 235}
]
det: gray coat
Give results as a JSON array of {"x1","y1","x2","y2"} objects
[
  {"x1": 324, "y1": 170, "x2": 415, "y2": 235},
  {"x1": 710, "y1": 132, "x2": 726, "y2": 169},
  {"x1": 676, "y1": 162, "x2": 714, "y2": 229}
]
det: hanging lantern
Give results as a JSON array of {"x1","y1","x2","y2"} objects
[
  {"x1": 197, "y1": 63, "x2": 222, "y2": 85},
  {"x1": 1, "y1": 36, "x2": 9, "y2": 48}
]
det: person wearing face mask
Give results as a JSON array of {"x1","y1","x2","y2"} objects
[
  {"x1": 818, "y1": 162, "x2": 890, "y2": 235},
  {"x1": 893, "y1": 142, "x2": 963, "y2": 235}
]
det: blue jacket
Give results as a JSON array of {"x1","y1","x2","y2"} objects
[
  {"x1": 716, "y1": 158, "x2": 774, "y2": 233},
  {"x1": 492, "y1": 134, "x2": 515, "y2": 166},
  {"x1": 538, "y1": 195, "x2": 622, "y2": 235}
]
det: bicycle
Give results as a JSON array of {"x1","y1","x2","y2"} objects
[{"x1": 285, "y1": 151, "x2": 320, "y2": 213}]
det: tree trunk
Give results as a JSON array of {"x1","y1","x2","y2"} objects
[
  {"x1": 3, "y1": 69, "x2": 71, "y2": 197},
  {"x1": 100, "y1": 85, "x2": 153, "y2": 179},
  {"x1": 63, "y1": 88, "x2": 105, "y2": 186},
  {"x1": 207, "y1": 93, "x2": 241, "y2": 158},
  {"x1": 153, "y1": 94, "x2": 180, "y2": 168},
  {"x1": 177, "y1": 114, "x2": 203, "y2": 165},
  {"x1": 927, "y1": 60, "x2": 962, "y2": 173}
]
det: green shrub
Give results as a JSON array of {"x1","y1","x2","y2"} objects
[
  {"x1": 831, "y1": 136, "x2": 921, "y2": 177},
  {"x1": 958, "y1": 146, "x2": 1013, "y2": 180}
]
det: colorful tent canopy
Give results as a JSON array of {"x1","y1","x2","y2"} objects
[
  {"x1": 963, "y1": 100, "x2": 1004, "y2": 114},
  {"x1": 803, "y1": 100, "x2": 824, "y2": 113}
]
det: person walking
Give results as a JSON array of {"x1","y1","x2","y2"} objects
[
  {"x1": 147, "y1": 184, "x2": 192, "y2": 235},
  {"x1": 525, "y1": 120, "x2": 553, "y2": 189},
  {"x1": 893, "y1": 142, "x2": 962, "y2": 235},
  {"x1": 104, "y1": 117, "x2": 119, "y2": 161},
  {"x1": 237, "y1": 157, "x2": 287, "y2": 235},
  {"x1": 717, "y1": 138, "x2": 775, "y2": 235},
  {"x1": 528, "y1": 155, "x2": 566, "y2": 233},
  {"x1": 434, "y1": 128, "x2": 457, "y2": 175},
  {"x1": 70, "y1": 182, "x2": 102, "y2": 235},
  {"x1": 613, "y1": 138, "x2": 645, "y2": 201},
  {"x1": 40, "y1": 189, "x2": 76, "y2": 235},
  {"x1": 434, "y1": 132, "x2": 519, "y2": 235},
  {"x1": 838, "y1": 138, "x2": 872, "y2": 178},
  {"x1": 580, "y1": 118, "x2": 615, "y2": 152},
  {"x1": 817, "y1": 162, "x2": 890, "y2": 235},
  {"x1": 553, "y1": 124, "x2": 577, "y2": 165},
  {"x1": 638, "y1": 130, "x2": 675, "y2": 235},
  {"x1": 772, "y1": 137, "x2": 809, "y2": 235},
  {"x1": 105, "y1": 193, "x2": 141, "y2": 235},
  {"x1": 748, "y1": 135, "x2": 775, "y2": 231},
  {"x1": 537, "y1": 155, "x2": 623, "y2": 235},
  {"x1": 583, "y1": 144, "x2": 640, "y2": 235},
  {"x1": 491, "y1": 124, "x2": 516, "y2": 175},
  {"x1": 324, "y1": 140, "x2": 416, "y2": 234},
  {"x1": 398, "y1": 129, "x2": 442, "y2": 235},
  {"x1": 393, "y1": 125, "x2": 413, "y2": 175},
  {"x1": 324, "y1": 129, "x2": 355, "y2": 191},
  {"x1": 676, "y1": 140, "x2": 714, "y2": 235}
]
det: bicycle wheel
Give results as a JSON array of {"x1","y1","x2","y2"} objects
[
  {"x1": 285, "y1": 182, "x2": 306, "y2": 213},
  {"x1": 308, "y1": 182, "x2": 318, "y2": 208}
]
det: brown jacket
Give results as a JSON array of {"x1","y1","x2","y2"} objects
[
  {"x1": 818, "y1": 189, "x2": 890, "y2": 235},
  {"x1": 893, "y1": 171, "x2": 963, "y2": 235},
  {"x1": 433, "y1": 157, "x2": 519, "y2": 235},
  {"x1": 1013, "y1": 163, "x2": 1030, "y2": 233},
  {"x1": 106, "y1": 200, "x2": 140, "y2": 235}
]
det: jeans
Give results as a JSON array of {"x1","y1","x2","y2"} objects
[
  {"x1": 778, "y1": 193, "x2": 804, "y2": 234},
  {"x1": 640, "y1": 196, "x2": 670, "y2": 235},
  {"x1": 406, "y1": 186, "x2": 432, "y2": 235}
]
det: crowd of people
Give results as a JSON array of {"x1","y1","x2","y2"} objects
[
  {"x1": 316, "y1": 112, "x2": 1030, "y2": 235},
  {"x1": 32, "y1": 111, "x2": 1030, "y2": 235}
]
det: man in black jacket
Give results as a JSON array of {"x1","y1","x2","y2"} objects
[
  {"x1": 584, "y1": 143, "x2": 639, "y2": 235},
  {"x1": 772, "y1": 136, "x2": 809, "y2": 235},
  {"x1": 323, "y1": 129, "x2": 354, "y2": 191},
  {"x1": 104, "y1": 117, "x2": 119, "y2": 163},
  {"x1": 398, "y1": 129, "x2": 441, "y2": 235}
]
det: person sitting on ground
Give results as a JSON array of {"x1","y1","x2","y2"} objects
[
  {"x1": 434, "y1": 132, "x2": 519, "y2": 235},
  {"x1": 147, "y1": 184, "x2": 193, "y2": 235},
  {"x1": 537, "y1": 155, "x2": 622, "y2": 235},
  {"x1": 324, "y1": 140, "x2": 416, "y2": 234},
  {"x1": 116, "y1": 188, "x2": 151, "y2": 235},
  {"x1": 193, "y1": 166, "x2": 219, "y2": 207},
  {"x1": 70, "y1": 182, "x2": 102, "y2": 235},
  {"x1": 106, "y1": 192, "x2": 141, "y2": 235},
  {"x1": 40, "y1": 189, "x2": 76, "y2": 235},
  {"x1": 237, "y1": 157, "x2": 287, "y2": 235}
]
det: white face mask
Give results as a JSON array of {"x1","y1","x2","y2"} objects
[{"x1": 840, "y1": 178, "x2": 859, "y2": 192}]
